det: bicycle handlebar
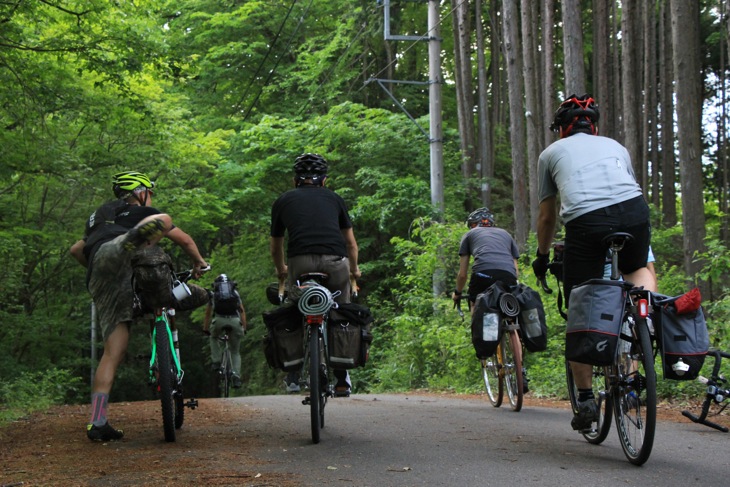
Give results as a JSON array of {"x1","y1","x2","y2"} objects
[
  {"x1": 175, "y1": 265, "x2": 211, "y2": 283},
  {"x1": 681, "y1": 349, "x2": 730, "y2": 432}
]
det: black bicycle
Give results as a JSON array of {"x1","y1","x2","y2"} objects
[
  {"x1": 541, "y1": 232, "x2": 657, "y2": 465},
  {"x1": 216, "y1": 326, "x2": 235, "y2": 398},
  {"x1": 682, "y1": 349, "x2": 730, "y2": 432}
]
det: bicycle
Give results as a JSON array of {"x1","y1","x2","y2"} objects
[
  {"x1": 138, "y1": 265, "x2": 210, "y2": 442},
  {"x1": 215, "y1": 326, "x2": 235, "y2": 398},
  {"x1": 457, "y1": 288, "x2": 525, "y2": 412},
  {"x1": 681, "y1": 349, "x2": 730, "y2": 432},
  {"x1": 540, "y1": 232, "x2": 657, "y2": 465}
]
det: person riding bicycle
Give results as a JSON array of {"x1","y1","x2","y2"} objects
[
  {"x1": 270, "y1": 153, "x2": 361, "y2": 397},
  {"x1": 70, "y1": 171, "x2": 209, "y2": 442},
  {"x1": 532, "y1": 94, "x2": 655, "y2": 432},
  {"x1": 203, "y1": 274, "x2": 247, "y2": 389},
  {"x1": 452, "y1": 207, "x2": 520, "y2": 309}
]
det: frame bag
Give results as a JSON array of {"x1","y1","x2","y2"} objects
[
  {"x1": 511, "y1": 283, "x2": 548, "y2": 352},
  {"x1": 327, "y1": 303, "x2": 374, "y2": 369},
  {"x1": 471, "y1": 282, "x2": 508, "y2": 358},
  {"x1": 565, "y1": 279, "x2": 626, "y2": 366},
  {"x1": 654, "y1": 290, "x2": 709, "y2": 380},
  {"x1": 262, "y1": 305, "x2": 304, "y2": 371}
]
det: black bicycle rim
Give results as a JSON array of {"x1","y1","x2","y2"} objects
[{"x1": 155, "y1": 321, "x2": 177, "y2": 442}]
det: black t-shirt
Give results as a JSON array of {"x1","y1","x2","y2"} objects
[
  {"x1": 83, "y1": 204, "x2": 162, "y2": 264},
  {"x1": 270, "y1": 185, "x2": 352, "y2": 257}
]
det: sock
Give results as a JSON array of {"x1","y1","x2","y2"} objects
[
  {"x1": 578, "y1": 388, "x2": 595, "y2": 403},
  {"x1": 90, "y1": 392, "x2": 110, "y2": 427}
]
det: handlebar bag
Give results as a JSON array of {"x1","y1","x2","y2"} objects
[
  {"x1": 511, "y1": 283, "x2": 548, "y2": 352},
  {"x1": 327, "y1": 303, "x2": 374, "y2": 369},
  {"x1": 262, "y1": 305, "x2": 304, "y2": 371},
  {"x1": 471, "y1": 281, "x2": 509, "y2": 359},
  {"x1": 565, "y1": 279, "x2": 626, "y2": 366},
  {"x1": 653, "y1": 290, "x2": 709, "y2": 380}
]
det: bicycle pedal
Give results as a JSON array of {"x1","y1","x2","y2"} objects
[
  {"x1": 185, "y1": 399, "x2": 199, "y2": 409},
  {"x1": 302, "y1": 397, "x2": 311, "y2": 405}
]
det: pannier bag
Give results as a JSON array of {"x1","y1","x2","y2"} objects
[
  {"x1": 653, "y1": 289, "x2": 709, "y2": 381},
  {"x1": 262, "y1": 305, "x2": 305, "y2": 371},
  {"x1": 511, "y1": 283, "x2": 548, "y2": 352},
  {"x1": 471, "y1": 282, "x2": 509, "y2": 358},
  {"x1": 565, "y1": 279, "x2": 626, "y2": 366},
  {"x1": 327, "y1": 303, "x2": 374, "y2": 369},
  {"x1": 131, "y1": 246, "x2": 175, "y2": 310}
]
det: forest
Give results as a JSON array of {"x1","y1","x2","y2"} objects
[{"x1": 1, "y1": 0, "x2": 730, "y2": 420}]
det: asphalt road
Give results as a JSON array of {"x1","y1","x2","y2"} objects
[{"x1": 234, "y1": 393, "x2": 728, "y2": 487}]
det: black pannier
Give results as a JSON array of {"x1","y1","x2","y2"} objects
[
  {"x1": 262, "y1": 305, "x2": 305, "y2": 371},
  {"x1": 327, "y1": 302, "x2": 374, "y2": 369},
  {"x1": 471, "y1": 282, "x2": 509, "y2": 358},
  {"x1": 511, "y1": 283, "x2": 548, "y2": 352}
]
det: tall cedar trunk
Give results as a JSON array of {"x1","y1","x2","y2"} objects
[
  {"x1": 670, "y1": 0, "x2": 708, "y2": 293},
  {"x1": 659, "y1": 0, "x2": 677, "y2": 227},
  {"x1": 490, "y1": 2, "x2": 505, "y2": 141},
  {"x1": 642, "y1": 2, "x2": 658, "y2": 204},
  {"x1": 452, "y1": 0, "x2": 477, "y2": 210},
  {"x1": 723, "y1": 0, "x2": 730, "y2": 242},
  {"x1": 542, "y1": 0, "x2": 556, "y2": 148},
  {"x1": 621, "y1": 1, "x2": 642, "y2": 182},
  {"x1": 521, "y1": 0, "x2": 541, "y2": 230},
  {"x1": 502, "y1": 0, "x2": 529, "y2": 247},
  {"x1": 593, "y1": 0, "x2": 612, "y2": 138},
  {"x1": 612, "y1": 2, "x2": 622, "y2": 142},
  {"x1": 561, "y1": 0, "x2": 586, "y2": 94},
  {"x1": 476, "y1": 0, "x2": 493, "y2": 206}
]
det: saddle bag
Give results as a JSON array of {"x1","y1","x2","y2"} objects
[
  {"x1": 511, "y1": 283, "x2": 548, "y2": 353},
  {"x1": 654, "y1": 289, "x2": 709, "y2": 380},
  {"x1": 131, "y1": 246, "x2": 175, "y2": 310},
  {"x1": 471, "y1": 282, "x2": 508, "y2": 359},
  {"x1": 327, "y1": 303, "x2": 374, "y2": 369},
  {"x1": 262, "y1": 305, "x2": 305, "y2": 371},
  {"x1": 565, "y1": 279, "x2": 626, "y2": 366}
]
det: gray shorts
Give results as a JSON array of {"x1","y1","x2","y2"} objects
[
  {"x1": 88, "y1": 234, "x2": 135, "y2": 341},
  {"x1": 288, "y1": 254, "x2": 351, "y2": 304}
]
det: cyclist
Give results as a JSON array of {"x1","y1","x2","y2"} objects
[
  {"x1": 532, "y1": 94, "x2": 655, "y2": 432},
  {"x1": 270, "y1": 153, "x2": 361, "y2": 397},
  {"x1": 202, "y1": 274, "x2": 247, "y2": 389},
  {"x1": 452, "y1": 207, "x2": 520, "y2": 309},
  {"x1": 70, "y1": 171, "x2": 208, "y2": 442}
]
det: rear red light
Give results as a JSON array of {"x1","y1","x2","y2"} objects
[{"x1": 638, "y1": 299, "x2": 648, "y2": 318}]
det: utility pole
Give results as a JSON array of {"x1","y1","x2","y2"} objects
[{"x1": 376, "y1": 0, "x2": 444, "y2": 216}]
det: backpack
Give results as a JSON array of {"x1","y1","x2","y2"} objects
[
  {"x1": 213, "y1": 280, "x2": 240, "y2": 315},
  {"x1": 83, "y1": 200, "x2": 128, "y2": 259},
  {"x1": 131, "y1": 246, "x2": 175, "y2": 311}
]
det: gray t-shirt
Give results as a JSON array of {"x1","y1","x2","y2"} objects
[
  {"x1": 459, "y1": 227, "x2": 520, "y2": 276},
  {"x1": 537, "y1": 133, "x2": 643, "y2": 222}
]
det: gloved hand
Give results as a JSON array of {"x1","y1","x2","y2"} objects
[{"x1": 532, "y1": 251, "x2": 550, "y2": 279}]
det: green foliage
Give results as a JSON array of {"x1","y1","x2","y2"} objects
[{"x1": 0, "y1": 369, "x2": 83, "y2": 422}]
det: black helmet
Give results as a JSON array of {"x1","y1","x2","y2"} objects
[
  {"x1": 466, "y1": 207, "x2": 496, "y2": 228},
  {"x1": 550, "y1": 94, "x2": 600, "y2": 136},
  {"x1": 293, "y1": 153, "x2": 328, "y2": 186},
  {"x1": 215, "y1": 274, "x2": 229, "y2": 284}
]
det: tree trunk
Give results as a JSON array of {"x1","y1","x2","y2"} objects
[
  {"x1": 502, "y1": 0, "x2": 529, "y2": 247},
  {"x1": 561, "y1": 0, "x2": 585, "y2": 94},
  {"x1": 541, "y1": 0, "x2": 556, "y2": 148},
  {"x1": 642, "y1": 2, "x2": 658, "y2": 204},
  {"x1": 670, "y1": 0, "x2": 708, "y2": 293},
  {"x1": 621, "y1": 1, "x2": 642, "y2": 181},
  {"x1": 452, "y1": 0, "x2": 477, "y2": 210},
  {"x1": 659, "y1": 0, "x2": 677, "y2": 227},
  {"x1": 592, "y1": 0, "x2": 612, "y2": 138},
  {"x1": 521, "y1": 0, "x2": 541, "y2": 230},
  {"x1": 476, "y1": 0, "x2": 493, "y2": 207}
]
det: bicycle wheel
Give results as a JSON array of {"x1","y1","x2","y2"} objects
[
  {"x1": 220, "y1": 347, "x2": 232, "y2": 398},
  {"x1": 613, "y1": 318, "x2": 656, "y2": 466},
  {"x1": 565, "y1": 361, "x2": 612, "y2": 444},
  {"x1": 503, "y1": 330, "x2": 523, "y2": 412},
  {"x1": 308, "y1": 327, "x2": 322, "y2": 444},
  {"x1": 154, "y1": 320, "x2": 177, "y2": 442},
  {"x1": 174, "y1": 388, "x2": 185, "y2": 429},
  {"x1": 318, "y1": 333, "x2": 328, "y2": 430},
  {"x1": 481, "y1": 353, "x2": 503, "y2": 407}
]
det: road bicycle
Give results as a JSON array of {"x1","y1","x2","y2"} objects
[
  {"x1": 457, "y1": 290, "x2": 525, "y2": 412},
  {"x1": 215, "y1": 326, "x2": 235, "y2": 398},
  {"x1": 138, "y1": 265, "x2": 210, "y2": 442},
  {"x1": 681, "y1": 349, "x2": 730, "y2": 432},
  {"x1": 540, "y1": 232, "x2": 657, "y2": 465}
]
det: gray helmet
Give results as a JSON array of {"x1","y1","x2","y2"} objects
[
  {"x1": 466, "y1": 207, "x2": 496, "y2": 228},
  {"x1": 549, "y1": 94, "x2": 600, "y2": 135}
]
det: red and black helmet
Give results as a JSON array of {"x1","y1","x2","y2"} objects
[{"x1": 550, "y1": 94, "x2": 600, "y2": 137}]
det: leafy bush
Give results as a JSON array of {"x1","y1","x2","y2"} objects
[{"x1": 0, "y1": 369, "x2": 82, "y2": 423}]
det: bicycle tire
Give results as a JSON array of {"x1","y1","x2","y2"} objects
[
  {"x1": 155, "y1": 320, "x2": 177, "y2": 442},
  {"x1": 318, "y1": 333, "x2": 327, "y2": 430},
  {"x1": 309, "y1": 327, "x2": 322, "y2": 444},
  {"x1": 613, "y1": 318, "x2": 656, "y2": 465},
  {"x1": 503, "y1": 330, "x2": 523, "y2": 412},
  {"x1": 481, "y1": 354, "x2": 503, "y2": 407},
  {"x1": 221, "y1": 347, "x2": 232, "y2": 398},
  {"x1": 566, "y1": 361, "x2": 612, "y2": 444},
  {"x1": 174, "y1": 388, "x2": 185, "y2": 429}
]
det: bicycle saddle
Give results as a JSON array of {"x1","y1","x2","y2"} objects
[{"x1": 602, "y1": 232, "x2": 633, "y2": 249}]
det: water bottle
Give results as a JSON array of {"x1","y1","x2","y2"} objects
[{"x1": 482, "y1": 313, "x2": 499, "y2": 342}]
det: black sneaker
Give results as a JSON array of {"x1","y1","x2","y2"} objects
[
  {"x1": 522, "y1": 370, "x2": 530, "y2": 394},
  {"x1": 87, "y1": 422, "x2": 124, "y2": 441},
  {"x1": 232, "y1": 375, "x2": 243, "y2": 389},
  {"x1": 571, "y1": 399, "x2": 599, "y2": 431},
  {"x1": 123, "y1": 219, "x2": 165, "y2": 251}
]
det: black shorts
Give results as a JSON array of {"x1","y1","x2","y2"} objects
[
  {"x1": 467, "y1": 269, "x2": 517, "y2": 304},
  {"x1": 563, "y1": 195, "x2": 650, "y2": 306}
]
